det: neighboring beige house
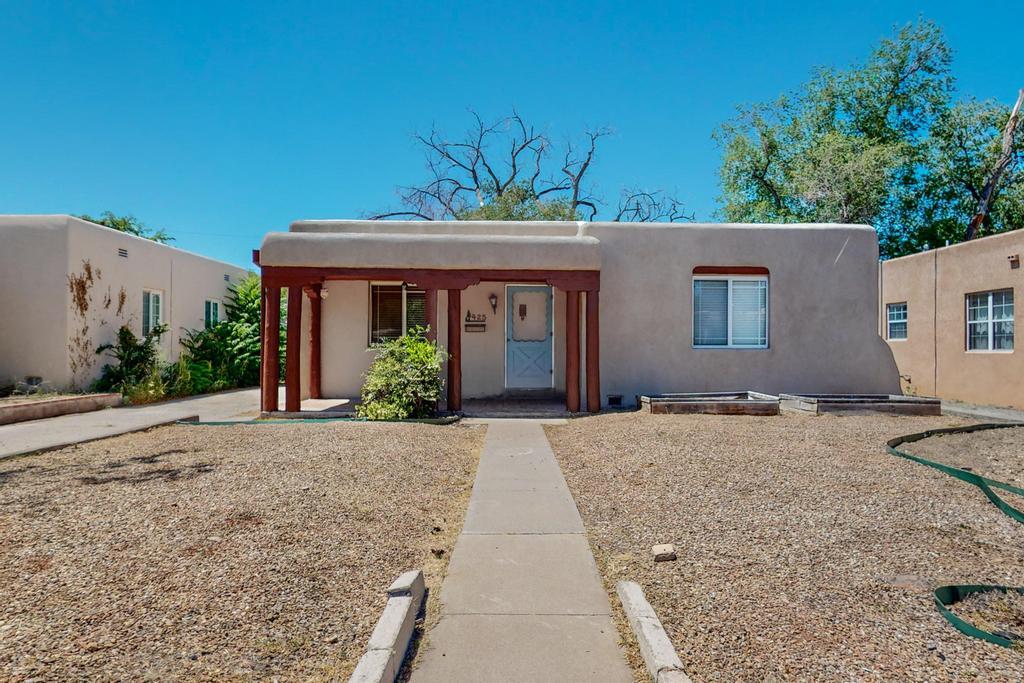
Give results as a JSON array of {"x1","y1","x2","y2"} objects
[
  {"x1": 0, "y1": 215, "x2": 250, "y2": 390},
  {"x1": 879, "y1": 228, "x2": 1022, "y2": 409},
  {"x1": 254, "y1": 220, "x2": 900, "y2": 413}
]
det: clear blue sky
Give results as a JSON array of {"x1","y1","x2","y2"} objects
[{"x1": 0, "y1": 1, "x2": 1016, "y2": 268}]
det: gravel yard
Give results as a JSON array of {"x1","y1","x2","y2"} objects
[
  {"x1": 904, "y1": 426, "x2": 1024, "y2": 489},
  {"x1": 0, "y1": 421, "x2": 483, "y2": 680},
  {"x1": 546, "y1": 413, "x2": 1024, "y2": 682}
]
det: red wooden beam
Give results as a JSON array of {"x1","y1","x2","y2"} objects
[
  {"x1": 307, "y1": 284, "x2": 322, "y2": 400},
  {"x1": 424, "y1": 288, "x2": 438, "y2": 342},
  {"x1": 586, "y1": 290, "x2": 600, "y2": 413},
  {"x1": 692, "y1": 266, "x2": 769, "y2": 275},
  {"x1": 260, "y1": 266, "x2": 599, "y2": 292},
  {"x1": 565, "y1": 290, "x2": 580, "y2": 413},
  {"x1": 446, "y1": 289, "x2": 462, "y2": 412},
  {"x1": 261, "y1": 286, "x2": 280, "y2": 412},
  {"x1": 251, "y1": 249, "x2": 261, "y2": 266},
  {"x1": 285, "y1": 286, "x2": 303, "y2": 412}
]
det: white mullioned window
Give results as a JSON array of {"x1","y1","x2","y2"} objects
[
  {"x1": 692, "y1": 276, "x2": 768, "y2": 348},
  {"x1": 142, "y1": 289, "x2": 163, "y2": 337},
  {"x1": 204, "y1": 299, "x2": 221, "y2": 329},
  {"x1": 369, "y1": 283, "x2": 426, "y2": 344},
  {"x1": 887, "y1": 302, "x2": 908, "y2": 340},
  {"x1": 966, "y1": 289, "x2": 1014, "y2": 351}
]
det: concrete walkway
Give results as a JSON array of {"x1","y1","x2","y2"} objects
[
  {"x1": 942, "y1": 399, "x2": 1024, "y2": 423},
  {"x1": 412, "y1": 421, "x2": 632, "y2": 682},
  {"x1": 0, "y1": 388, "x2": 263, "y2": 459}
]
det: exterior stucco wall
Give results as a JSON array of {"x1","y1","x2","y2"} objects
[
  {"x1": 313, "y1": 280, "x2": 567, "y2": 399},
  {"x1": 0, "y1": 215, "x2": 249, "y2": 390},
  {"x1": 880, "y1": 230, "x2": 1023, "y2": 409},
  {"x1": 0, "y1": 216, "x2": 69, "y2": 388},
  {"x1": 585, "y1": 223, "x2": 899, "y2": 404}
]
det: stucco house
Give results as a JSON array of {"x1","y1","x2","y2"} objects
[
  {"x1": 254, "y1": 220, "x2": 899, "y2": 413},
  {"x1": 0, "y1": 215, "x2": 250, "y2": 390},
  {"x1": 879, "y1": 228, "x2": 1021, "y2": 409}
]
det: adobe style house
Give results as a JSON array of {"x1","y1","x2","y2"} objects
[
  {"x1": 255, "y1": 220, "x2": 899, "y2": 413},
  {"x1": 880, "y1": 228, "x2": 1021, "y2": 409},
  {"x1": 0, "y1": 215, "x2": 250, "y2": 390}
]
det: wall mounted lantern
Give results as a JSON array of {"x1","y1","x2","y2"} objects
[{"x1": 489, "y1": 293, "x2": 498, "y2": 314}]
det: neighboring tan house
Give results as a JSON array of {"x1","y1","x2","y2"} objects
[
  {"x1": 0, "y1": 215, "x2": 250, "y2": 390},
  {"x1": 253, "y1": 220, "x2": 900, "y2": 413},
  {"x1": 879, "y1": 228, "x2": 1022, "y2": 410}
]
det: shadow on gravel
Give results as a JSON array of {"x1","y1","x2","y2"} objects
[{"x1": 77, "y1": 462, "x2": 215, "y2": 486}]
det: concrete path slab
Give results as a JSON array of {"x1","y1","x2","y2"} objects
[
  {"x1": 413, "y1": 614, "x2": 628, "y2": 683},
  {"x1": 411, "y1": 421, "x2": 631, "y2": 683}
]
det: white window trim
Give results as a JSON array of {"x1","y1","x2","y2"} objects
[
  {"x1": 965, "y1": 289, "x2": 1014, "y2": 354},
  {"x1": 368, "y1": 281, "x2": 424, "y2": 346},
  {"x1": 691, "y1": 275, "x2": 769, "y2": 349},
  {"x1": 205, "y1": 298, "x2": 222, "y2": 328},
  {"x1": 142, "y1": 289, "x2": 163, "y2": 337},
  {"x1": 886, "y1": 302, "x2": 908, "y2": 341}
]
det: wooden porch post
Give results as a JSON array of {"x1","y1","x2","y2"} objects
[
  {"x1": 285, "y1": 286, "x2": 303, "y2": 412},
  {"x1": 446, "y1": 288, "x2": 462, "y2": 412},
  {"x1": 261, "y1": 286, "x2": 280, "y2": 413},
  {"x1": 565, "y1": 290, "x2": 580, "y2": 413},
  {"x1": 585, "y1": 290, "x2": 600, "y2": 413},
  {"x1": 424, "y1": 288, "x2": 438, "y2": 342},
  {"x1": 308, "y1": 284, "x2": 322, "y2": 400}
]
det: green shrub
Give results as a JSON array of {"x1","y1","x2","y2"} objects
[
  {"x1": 94, "y1": 324, "x2": 166, "y2": 393},
  {"x1": 357, "y1": 327, "x2": 444, "y2": 420},
  {"x1": 123, "y1": 368, "x2": 168, "y2": 404}
]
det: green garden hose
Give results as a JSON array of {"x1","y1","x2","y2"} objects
[{"x1": 887, "y1": 423, "x2": 1024, "y2": 648}]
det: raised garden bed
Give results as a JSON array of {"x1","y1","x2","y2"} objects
[
  {"x1": 779, "y1": 393, "x2": 941, "y2": 416},
  {"x1": 0, "y1": 393, "x2": 121, "y2": 426},
  {"x1": 638, "y1": 391, "x2": 779, "y2": 415}
]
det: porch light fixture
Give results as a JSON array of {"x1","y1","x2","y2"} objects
[{"x1": 489, "y1": 293, "x2": 498, "y2": 314}]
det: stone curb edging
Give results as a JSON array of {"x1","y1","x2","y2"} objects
[
  {"x1": 350, "y1": 569, "x2": 425, "y2": 683},
  {"x1": 617, "y1": 581, "x2": 693, "y2": 683},
  {"x1": 0, "y1": 393, "x2": 122, "y2": 426}
]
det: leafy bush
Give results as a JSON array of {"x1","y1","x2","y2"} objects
[
  {"x1": 124, "y1": 368, "x2": 168, "y2": 404},
  {"x1": 357, "y1": 327, "x2": 444, "y2": 420},
  {"x1": 94, "y1": 324, "x2": 167, "y2": 393}
]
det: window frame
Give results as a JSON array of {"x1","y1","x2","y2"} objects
[
  {"x1": 142, "y1": 289, "x2": 163, "y2": 337},
  {"x1": 965, "y1": 288, "x2": 1014, "y2": 353},
  {"x1": 691, "y1": 275, "x2": 769, "y2": 349},
  {"x1": 368, "y1": 281, "x2": 426, "y2": 345},
  {"x1": 204, "y1": 298, "x2": 221, "y2": 329},
  {"x1": 886, "y1": 302, "x2": 908, "y2": 341}
]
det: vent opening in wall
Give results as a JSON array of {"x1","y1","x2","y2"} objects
[
  {"x1": 224, "y1": 274, "x2": 230, "y2": 282},
  {"x1": 118, "y1": 248, "x2": 128, "y2": 258},
  {"x1": 607, "y1": 394, "x2": 623, "y2": 407}
]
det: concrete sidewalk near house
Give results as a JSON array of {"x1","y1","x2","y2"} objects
[
  {"x1": 410, "y1": 420, "x2": 632, "y2": 683},
  {"x1": 941, "y1": 399, "x2": 1024, "y2": 424},
  {"x1": 0, "y1": 388, "x2": 263, "y2": 459}
]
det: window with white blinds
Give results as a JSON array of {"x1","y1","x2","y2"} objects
[
  {"x1": 370, "y1": 284, "x2": 426, "y2": 343},
  {"x1": 967, "y1": 289, "x2": 1014, "y2": 351},
  {"x1": 693, "y1": 277, "x2": 768, "y2": 348},
  {"x1": 142, "y1": 290, "x2": 162, "y2": 337}
]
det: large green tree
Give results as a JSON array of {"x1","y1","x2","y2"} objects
[
  {"x1": 371, "y1": 111, "x2": 691, "y2": 223},
  {"x1": 715, "y1": 19, "x2": 1022, "y2": 258},
  {"x1": 78, "y1": 211, "x2": 173, "y2": 243}
]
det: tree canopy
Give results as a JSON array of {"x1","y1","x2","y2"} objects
[
  {"x1": 78, "y1": 211, "x2": 173, "y2": 244},
  {"x1": 714, "y1": 19, "x2": 1023, "y2": 258},
  {"x1": 371, "y1": 111, "x2": 690, "y2": 223}
]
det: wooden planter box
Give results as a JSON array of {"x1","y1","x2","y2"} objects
[
  {"x1": 0, "y1": 393, "x2": 122, "y2": 426},
  {"x1": 779, "y1": 393, "x2": 941, "y2": 416},
  {"x1": 639, "y1": 391, "x2": 780, "y2": 415}
]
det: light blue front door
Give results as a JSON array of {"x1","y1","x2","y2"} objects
[{"x1": 505, "y1": 285, "x2": 553, "y2": 389}]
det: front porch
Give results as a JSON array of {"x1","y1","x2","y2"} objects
[{"x1": 254, "y1": 227, "x2": 603, "y2": 416}]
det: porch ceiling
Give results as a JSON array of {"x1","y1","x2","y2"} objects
[{"x1": 258, "y1": 231, "x2": 601, "y2": 271}]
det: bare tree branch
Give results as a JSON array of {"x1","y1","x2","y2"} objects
[{"x1": 967, "y1": 88, "x2": 1024, "y2": 240}]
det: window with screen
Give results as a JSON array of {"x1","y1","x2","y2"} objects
[
  {"x1": 693, "y1": 277, "x2": 768, "y2": 348},
  {"x1": 370, "y1": 284, "x2": 426, "y2": 343},
  {"x1": 142, "y1": 290, "x2": 162, "y2": 337},
  {"x1": 205, "y1": 300, "x2": 220, "y2": 329}
]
